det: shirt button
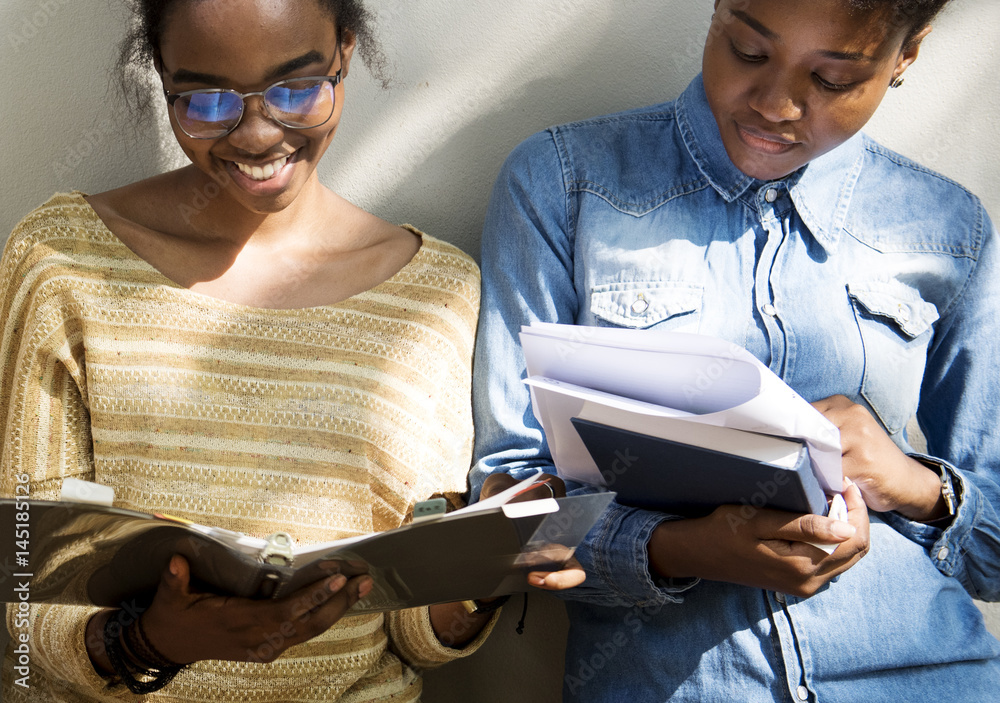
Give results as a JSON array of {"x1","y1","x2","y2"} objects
[
  {"x1": 761, "y1": 303, "x2": 777, "y2": 317},
  {"x1": 630, "y1": 295, "x2": 649, "y2": 315},
  {"x1": 897, "y1": 303, "x2": 911, "y2": 321},
  {"x1": 937, "y1": 546, "x2": 950, "y2": 561},
  {"x1": 765, "y1": 188, "x2": 778, "y2": 203},
  {"x1": 796, "y1": 685, "x2": 810, "y2": 701},
  {"x1": 774, "y1": 592, "x2": 786, "y2": 604}
]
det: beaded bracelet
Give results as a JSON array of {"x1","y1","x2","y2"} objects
[
  {"x1": 124, "y1": 615, "x2": 179, "y2": 671},
  {"x1": 103, "y1": 612, "x2": 186, "y2": 694}
]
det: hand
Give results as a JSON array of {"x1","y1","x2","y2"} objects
[
  {"x1": 480, "y1": 471, "x2": 566, "y2": 502},
  {"x1": 89, "y1": 554, "x2": 373, "y2": 670},
  {"x1": 526, "y1": 557, "x2": 586, "y2": 590},
  {"x1": 479, "y1": 473, "x2": 586, "y2": 590},
  {"x1": 647, "y1": 479, "x2": 870, "y2": 598},
  {"x1": 812, "y1": 395, "x2": 948, "y2": 521}
]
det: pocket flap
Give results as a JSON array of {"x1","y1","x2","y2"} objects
[
  {"x1": 848, "y1": 281, "x2": 939, "y2": 338},
  {"x1": 590, "y1": 281, "x2": 702, "y2": 329}
]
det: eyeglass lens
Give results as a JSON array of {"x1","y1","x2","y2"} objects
[{"x1": 174, "y1": 79, "x2": 336, "y2": 139}]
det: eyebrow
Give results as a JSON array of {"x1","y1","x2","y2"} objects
[
  {"x1": 729, "y1": 10, "x2": 876, "y2": 62},
  {"x1": 730, "y1": 10, "x2": 778, "y2": 41},
  {"x1": 170, "y1": 50, "x2": 329, "y2": 86}
]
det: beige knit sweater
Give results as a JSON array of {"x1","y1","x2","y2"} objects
[{"x1": 1, "y1": 192, "x2": 489, "y2": 701}]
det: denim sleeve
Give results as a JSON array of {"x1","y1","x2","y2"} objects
[
  {"x1": 900, "y1": 204, "x2": 1000, "y2": 601},
  {"x1": 470, "y1": 131, "x2": 698, "y2": 607}
]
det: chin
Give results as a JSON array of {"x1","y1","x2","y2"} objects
[{"x1": 730, "y1": 151, "x2": 805, "y2": 182}]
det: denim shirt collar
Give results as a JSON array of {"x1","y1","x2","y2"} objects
[{"x1": 676, "y1": 74, "x2": 865, "y2": 254}]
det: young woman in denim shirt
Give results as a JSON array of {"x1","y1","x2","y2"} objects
[{"x1": 473, "y1": 0, "x2": 1000, "y2": 700}]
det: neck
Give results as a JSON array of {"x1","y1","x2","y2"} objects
[{"x1": 178, "y1": 165, "x2": 333, "y2": 248}]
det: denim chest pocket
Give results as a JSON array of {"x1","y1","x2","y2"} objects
[
  {"x1": 590, "y1": 281, "x2": 702, "y2": 329},
  {"x1": 848, "y1": 280, "x2": 939, "y2": 434}
]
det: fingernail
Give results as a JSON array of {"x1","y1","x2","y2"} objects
[
  {"x1": 358, "y1": 577, "x2": 373, "y2": 599},
  {"x1": 830, "y1": 521, "x2": 856, "y2": 539},
  {"x1": 528, "y1": 574, "x2": 545, "y2": 587},
  {"x1": 169, "y1": 556, "x2": 179, "y2": 576},
  {"x1": 327, "y1": 575, "x2": 347, "y2": 592}
]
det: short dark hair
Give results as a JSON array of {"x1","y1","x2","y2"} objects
[
  {"x1": 114, "y1": 0, "x2": 389, "y2": 120},
  {"x1": 846, "y1": 0, "x2": 955, "y2": 47}
]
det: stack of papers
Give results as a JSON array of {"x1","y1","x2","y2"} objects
[{"x1": 520, "y1": 323, "x2": 843, "y2": 512}]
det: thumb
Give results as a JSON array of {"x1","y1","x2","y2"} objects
[{"x1": 160, "y1": 554, "x2": 193, "y2": 597}]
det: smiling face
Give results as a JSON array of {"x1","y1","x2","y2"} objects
[
  {"x1": 157, "y1": 0, "x2": 354, "y2": 213},
  {"x1": 702, "y1": 0, "x2": 926, "y2": 181}
]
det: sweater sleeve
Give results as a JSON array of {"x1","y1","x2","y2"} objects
[
  {"x1": 0, "y1": 208, "x2": 124, "y2": 697},
  {"x1": 383, "y1": 244, "x2": 500, "y2": 669},
  {"x1": 384, "y1": 606, "x2": 498, "y2": 670}
]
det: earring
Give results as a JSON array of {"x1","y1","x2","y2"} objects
[{"x1": 890, "y1": 76, "x2": 905, "y2": 89}]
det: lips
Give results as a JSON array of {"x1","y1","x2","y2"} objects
[
  {"x1": 223, "y1": 149, "x2": 299, "y2": 194},
  {"x1": 735, "y1": 123, "x2": 798, "y2": 155},
  {"x1": 234, "y1": 155, "x2": 290, "y2": 181}
]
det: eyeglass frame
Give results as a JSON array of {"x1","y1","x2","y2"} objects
[{"x1": 161, "y1": 40, "x2": 344, "y2": 140}]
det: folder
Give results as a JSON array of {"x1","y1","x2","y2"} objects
[
  {"x1": 0, "y1": 475, "x2": 613, "y2": 612},
  {"x1": 571, "y1": 417, "x2": 829, "y2": 517}
]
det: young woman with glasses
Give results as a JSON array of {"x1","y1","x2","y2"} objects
[
  {"x1": 0, "y1": 1, "x2": 495, "y2": 700},
  {"x1": 474, "y1": 0, "x2": 1000, "y2": 700}
]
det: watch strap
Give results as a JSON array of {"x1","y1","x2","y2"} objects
[{"x1": 461, "y1": 595, "x2": 510, "y2": 615}]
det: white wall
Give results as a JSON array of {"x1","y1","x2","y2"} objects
[
  {"x1": 1, "y1": 0, "x2": 998, "y2": 697},
  {"x1": 2, "y1": 1, "x2": 998, "y2": 249}
]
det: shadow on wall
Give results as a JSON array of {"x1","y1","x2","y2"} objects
[
  {"x1": 0, "y1": 0, "x2": 181, "y2": 239},
  {"x1": 320, "y1": 0, "x2": 708, "y2": 256},
  {"x1": 423, "y1": 591, "x2": 569, "y2": 703}
]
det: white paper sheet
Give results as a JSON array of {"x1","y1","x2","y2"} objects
[{"x1": 520, "y1": 324, "x2": 842, "y2": 493}]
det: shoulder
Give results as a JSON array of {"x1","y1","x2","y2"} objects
[
  {"x1": 498, "y1": 101, "x2": 698, "y2": 215},
  {"x1": 3, "y1": 191, "x2": 118, "y2": 272},
  {"x1": 408, "y1": 232, "x2": 479, "y2": 285},
  {"x1": 505, "y1": 101, "x2": 680, "y2": 174},
  {"x1": 851, "y1": 135, "x2": 988, "y2": 256},
  {"x1": 396, "y1": 229, "x2": 480, "y2": 312}
]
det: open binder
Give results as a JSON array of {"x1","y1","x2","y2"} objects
[{"x1": 0, "y1": 475, "x2": 613, "y2": 613}]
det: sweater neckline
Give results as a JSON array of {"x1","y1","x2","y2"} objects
[{"x1": 67, "y1": 190, "x2": 428, "y2": 313}]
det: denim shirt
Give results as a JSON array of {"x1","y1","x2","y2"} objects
[{"x1": 472, "y1": 75, "x2": 1000, "y2": 702}]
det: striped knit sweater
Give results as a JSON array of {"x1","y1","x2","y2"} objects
[{"x1": 1, "y1": 192, "x2": 488, "y2": 701}]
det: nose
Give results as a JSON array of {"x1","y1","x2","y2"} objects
[
  {"x1": 747, "y1": 72, "x2": 805, "y2": 123},
  {"x1": 225, "y1": 95, "x2": 285, "y2": 153}
]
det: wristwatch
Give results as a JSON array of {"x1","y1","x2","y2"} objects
[
  {"x1": 915, "y1": 457, "x2": 957, "y2": 525},
  {"x1": 461, "y1": 595, "x2": 510, "y2": 615}
]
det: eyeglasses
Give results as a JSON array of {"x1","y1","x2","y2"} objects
[{"x1": 163, "y1": 58, "x2": 342, "y2": 139}]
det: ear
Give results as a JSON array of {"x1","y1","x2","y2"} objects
[
  {"x1": 152, "y1": 49, "x2": 164, "y2": 77},
  {"x1": 339, "y1": 28, "x2": 357, "y2": 79},
  {"x1": 893, "y1": 24, "x2": 932, "y2": 80}
]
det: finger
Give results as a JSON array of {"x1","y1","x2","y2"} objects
[
  {"x1": 548, "y1": 476, "x2": 568, "y2": 498},
  {"x1": 316, "y1": 560, "x2": 342, "y2": 575},
  {"x1": 287, "y1": 574, "x2": 348, "y2": 622},
  {"x1": 296, "y1": 575, "x2": 372, "y2": 635},
  {"x1": 811, "y1": 394, "x2": 845, "y2": 414},
  {"x1": 772, "y1": 511, "x2": 857, "y2": 545},
  {"x1": 842, "y1": 481, "x2": 870, "y2": 531},
  {"x1": 509, "y1": 480, "x2": 556, "y2": 504},
  {"x1": 481, "y1": 473, "x2": 518, "y2": 499},
  {"x1": 527, "y1": 567, "x2": 586, "y2": 590}
]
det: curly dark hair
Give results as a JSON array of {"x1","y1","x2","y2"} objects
[
  {"x1": 114, "y1": 0, "x2": 389, "y2": 120},
  {"x1": 846, "y1": 0, "x2": 955, "y2": 46}
]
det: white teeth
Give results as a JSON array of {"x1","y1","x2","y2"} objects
[{"x1": 235, "y1": 155, "x2": 289, "y2": 181}]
